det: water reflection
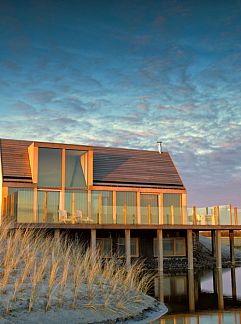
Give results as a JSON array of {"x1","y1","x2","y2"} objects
[{"x1": 153, "y1": 267, "x2": 241, "y2": 323}]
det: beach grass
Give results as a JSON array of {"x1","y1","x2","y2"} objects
[{"x1": 0, "y1": 222, "x2": 153, "y2": 319}]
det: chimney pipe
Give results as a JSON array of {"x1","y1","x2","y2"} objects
[{"x1": 157, "y1": 141, "x2": 163, "y2": 154}]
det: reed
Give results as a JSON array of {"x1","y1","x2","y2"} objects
[{"x1": 0, "y1": 222, "x2": 153, "y2": 316}]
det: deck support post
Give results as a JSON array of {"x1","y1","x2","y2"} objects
[
  {"x1": 211, "y1": 230, "x2": 216, "y2": 257},
  {"x1": 157, "y1": 229, "x2": 163, "y2": 273},
  {"x1": 125, "y1": 229, "x2": 131, "y2": 269},
  {"x1": 229, "y1": 230, "x2": 235, "y2": 266},
  {"x1": 187, "y1": 229, "x2": 194, "y2": 270},
  {"x1": 216, "y1": 268, "x2": 224, "y2": 310},
  {"x1": 231, "y1": 267, "x2": 237, "y2": 299},
  {"x1": 54, "y1": 229, "x2": 60, "y2": 239},
  {"x1": 188, "y1": 269, "x2": 195, "y2": 312},
  {"x1": 216, "y1": 230, "x2": 222, "y2": 269},
  {"x1": 91, "y1": 229, "x2": 96, "y2": 254}
]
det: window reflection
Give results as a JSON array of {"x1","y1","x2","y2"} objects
[
  {"x1": 38, "y1": 148, "x2": 62, "y2": 188},
  {"x1": 65, "y1": 150, "x2": 87, "y2": 188},
  {"x1": 91, "y1": 191, "x2": 112, "y2": 224},
  {"x1": 140, "y1": 194, "x2": 158, "y2": 224},
  {"x1": 116, "y1": 192, "x2": 136, "y2": 224}
]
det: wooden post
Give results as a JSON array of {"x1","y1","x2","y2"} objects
[
  {"x1": 33, "y1": 188, "x2": 37, "y2": 222},
  {"x1": 229, "y1": 230, "x2": 235, "y2": 266},
  {"x1": 88, "y1": 189, "x2": 92, "y2": 222},
  {"x1": 188, "y1": 269, "x2": 195, "y2": 312},
  {"x1": 137, "y1": 192, "x2": 141, "y2": 224},
  {"x1": 54, "y1": 229, "x2": 60, "y2": 239},
  {"x1": 157, "y1": 229, "x2": 163, "y2": 273},
  {"x1": 193, "y1": 206, "x2": 197, "y2": 225},
  {"x1": 125, "y1": 229, "x2": 131, "y2": 269},
  {"x1": 98, "y1": 192, "x2": 102, "y2": 224},
  {"x1": 112, "y1": 191, "x2": 116, "y2": 224},
  {"x1": 187, "y1": 230, "x2": 194, "y2": 270},
  {"x1": 231, "y1": 267, "x2": 237, "y2": 299},
  {"x1": 91, "y1": 229, "x2": 96, "y2": 253},
  {"x1": 148, "y1": 204, "x2": 151, "y2": 224},
  {"x1": 44, "y1": 192, "x2": 48, "y2": 222},
  {"x1": 158, "y1": 193, "x2": 163, "y2": 225},
  {"x1": 71, "y1": 192, "x2": 75, "y2": 224},
  {"x1": 229, "y1": 204, "x2": 233, "y2": 225},
  {"x1": 216, "y1": 268, "x2": 224, "y2": 310},
  {"x1": 182, "y1": 193, "x2": 187, "y2": 224},
  {"x1": 171, "y1": 205, "x2": 174, "y2": 225},
  {"x1": 211, "y1": 230, "x2": 216, "y2": 257},
  {"x1": 217, "y1": 206, "x2": 220, "y2": 225},
  {"x1": 216, "y1": 230, "x2": 222, "y2": 269},
  {"x1": 234, "y1": 207, "x2": 238, "y2": 225},
  {"x1": 124, "y1": 202, "x2": 127, "y2": 224}
]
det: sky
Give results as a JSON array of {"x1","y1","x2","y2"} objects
[{"x1": 1, "y1": 0, "x2": 241, "y2": 207}]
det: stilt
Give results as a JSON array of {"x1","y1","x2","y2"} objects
[
  {"x1": 157, "y1": 229, "x2": 163, "y2": 273},
  {"x1": 231, "y1": 267, "x2": 237, "y2": 299},
  {"x1": 216, "y1": 268, "x2": 224, "y2": 310},
  {"x1": 125, "y1": 229, "x2": 131, "y2": 269},
  {"x1": 229, "y1": 230, "x2": 235, "y2": 266},
  {"x1": 188, "y1": 269, "x2": 195, "y2": 312},
  {"x1": 91, "y1": 229, "x2": 96, "y2": 253},
  {"x1": 54, "y1": 229, "x2": 60, "y2": 239},
  {"x1": 211, "y1": 230, "x2": 216, "y2": 257},
  {"x1": 216, "y1": 230, "x2": 222, "y2": 269},
  {"x1": 187, "y1": 229, "x2": 194, "y2": 270}
]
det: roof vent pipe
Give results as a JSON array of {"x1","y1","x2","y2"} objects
[{"x1": 157, "y1": 141, "x2": 163, "y2": 154}]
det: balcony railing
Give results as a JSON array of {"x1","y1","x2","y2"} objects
[{"x1": 3, "y1": 189, "x2": 241, "y2": 226}]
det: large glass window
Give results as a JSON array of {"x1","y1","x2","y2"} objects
[
  {"x1": 140, "y1": 194, "x2": 158, "y2": 224},
  {"x1": 65, "y1": 150, "x2": 87, "y2": 188},
  {"x1": 116, "y1": 192, "x2": 136, "y2": 224},
  {"x1": 91, "y1": 191, "x2": 112, "y2": 224},
  {"x1": 38, "y1": 148, "x2": 62, "y2": 188},
  {"x1": 37, "y1": 191, "x2": 60, "y2": 223},
  {"x1": 163, "y1": 193, "x2": 181, "y2": 224}
]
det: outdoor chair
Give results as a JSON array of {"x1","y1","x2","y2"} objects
[
  {"x1": 58, "y1": 210, "x2": 72, "y2": 223},
  {"x1": 75, "y1": 209, "x2": 94, "y2": 223}
]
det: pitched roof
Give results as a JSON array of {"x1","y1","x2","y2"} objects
[
  {"x1": 93, "y1": 146, "x2": 184, "y2": 188},
  {"x1": 0, "y1": 138, "x2": 185, "y2": 189}
]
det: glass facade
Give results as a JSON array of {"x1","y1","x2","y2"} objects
[
  {"x1": 163, "y1": 193, "x2": 181, "y2": 224},
  {"x1": 65, "y1": 150, "x2": 87, "y2": 188},
  {"x1": 38, "y1": 148, "x2": 62, "y2": 188},
  {"x1": 116, "y1": 192, "x2": 136, "y2": 224},
  {"x1": 140, "y1": 194, "x2": 158, "y2": 224},
  {"x1": 91, "y1": 191, "x2": 112, "y2": 224}
]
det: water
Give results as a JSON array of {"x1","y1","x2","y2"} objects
[{"x1": 152, "y1": 267, "x2": 241, "y2": 323}]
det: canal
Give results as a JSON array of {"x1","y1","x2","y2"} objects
[{"x1": 153, "y1": 267, "x2": 241, "y2": 323}]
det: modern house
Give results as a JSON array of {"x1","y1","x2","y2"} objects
[
  {"x1": 0, "y1": 138, "x2": 239, "y2": 273},
  {"x1": 0, "y1": 139, "x2": 188, "y2": 263}
]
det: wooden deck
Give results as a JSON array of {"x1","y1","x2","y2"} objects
[{"x1": 12, "y1": 222, "x2": 241, "y2": 230}]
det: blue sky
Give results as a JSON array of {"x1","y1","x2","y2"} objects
[{"x1": 1, "y1": 0, "x2": 241, "y2": 206}]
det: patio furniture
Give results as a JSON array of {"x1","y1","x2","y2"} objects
[
  {"x1": 75, "y1": 210, "x2": 94, "y2": 223},
  {"x1": 58, "y1": 210, "x2": 72, "y2": 223}
]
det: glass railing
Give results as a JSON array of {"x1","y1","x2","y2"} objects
[{"x1": 2, "y1": 189, "x2": 241, "y2": 226}]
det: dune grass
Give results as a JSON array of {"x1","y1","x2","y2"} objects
[{"x1": 0, "y1": 222, "x2": 153, "y2": 317}]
